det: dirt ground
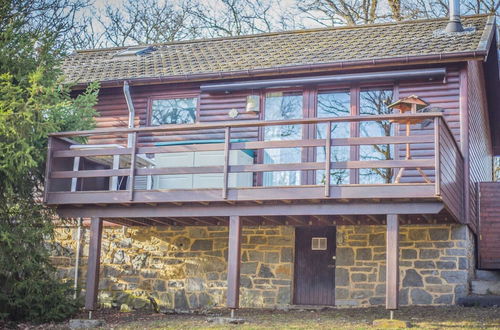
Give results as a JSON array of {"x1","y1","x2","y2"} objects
[{"x1": 9, "y1": 306, "x2": 500, "y2": 329}]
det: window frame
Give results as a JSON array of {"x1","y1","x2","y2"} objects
[{"x1": 146, "y1": 93, "x2": 200, "y2": 126}]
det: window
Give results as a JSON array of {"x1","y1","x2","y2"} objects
[
  {"x1": 263, "y1": 92, "x2": 303, "y2": 186},
  {"x1": 359, "y1": 89, "x2": 394, "y2": 184},
  {"x1": 150, "y1": 97, "x2": 197, "y2": 126},
  {"x1": 311, "y1": 237, "x2": 327, "y2": 250},
  {"x1": 316, "y1": 91, "x2": 351, "y2": 185}
]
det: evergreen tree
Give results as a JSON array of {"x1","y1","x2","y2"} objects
[{"x1": 0, "y1": 0, "x2": 98, "y2": 323}]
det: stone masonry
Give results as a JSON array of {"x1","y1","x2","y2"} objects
[
  {"x1": 50, "y1": 225, "x2": 294, "y2": 311},
  {"x1": 335, "y1": 224, "x2": 475, "y2": 307},
  {"x1": 49, "y1": 223, "x2": 474, "y2": 311}
]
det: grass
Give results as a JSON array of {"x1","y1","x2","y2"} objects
[{"x1": 14, "y1": 306, "x2": 500, "y2": 329}]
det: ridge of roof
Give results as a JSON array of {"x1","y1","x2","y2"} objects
[{"x1": 74, "y1": 14, "x2": 492, "y2": 55}]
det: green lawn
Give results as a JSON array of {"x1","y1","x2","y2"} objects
[{"x1": 81, "y1": 306, "x2": 500, "y2": 329}]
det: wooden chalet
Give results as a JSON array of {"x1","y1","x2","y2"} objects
[{"x1": 46, "y1": 14, "x2": 500, "y2": 313}]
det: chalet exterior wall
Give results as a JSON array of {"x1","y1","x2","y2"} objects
[
  {"x1": 335, "y1": 225, "x2": 474, "y2": 307},
  {"x1": 49, "y1": 223, "x2": 474, "y2": 310}
]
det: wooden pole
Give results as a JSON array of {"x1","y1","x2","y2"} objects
[
  {"x1": 227, "y1": 215, "x2": 242, "y2": 310},
  {"x1": 85, "y1": 217, "x2": 103, "y2": 311},
  {"x1": 386, "y1": 214, "x2": 399, "y2": 310}
]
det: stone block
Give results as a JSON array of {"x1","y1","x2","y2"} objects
[
  {"x1": 411, "y1": 288, "x2": 432, "y2": 305},
  {"x1": 335, "y1": 288, "x2": 349, "y2": 299},
  {"x1": 458, "y1": 257, "x2": 468, "y2": 270},
  {"x1": 336, "y1": 268, "x2": 349, "y2": 286},
  {"x1": 424, "y1": 276, "x2": 442, "y2": 284},
  {"x1": 429, "y1": 228, "x2": 449, "y2": 241},
  {"x1": 375, "y1": 284, "x2": 386, "y2": 295},
  {"x1": 368, "y1": 297, "x2": 385, "y2": 305},
  {"x1": 191, "y1": 239, "x2": 213, "y2": 251},
  {"x1": 281, "y1": 247, "x2": 293, "y2": 262},
  {"x1": 451, "y1": 226, "x2": 467, "y2": 240},
  {"x1": 414, "y1": 261, "x2": 435, "y2": 269},
  {"x1": 434, "y1": 294, "x2": 453, "y2": 304},
  {"x1": 351, "y1": 273, "x2": 367, "y2": 282},
  {"x1": 258, "y1": 264, "x2": 275, "y2": 278},
  {"x1": 351, "y1": 290, "x2": 371, "y2": 299},
  {"x1": 419, "y1": 249, "x2": 440, "y2": 259},
  {"x1": 436, "y1": 261, "x2": 456, "y2": 269},
  {"x1": 265, "y1": 252, "x2": 280, "y2": 263},
  {"x1": 249, "y1": 236, "x2": 266, "y2": 244},
  {"x1": 240, "y1": 276, "x2": 252, "y2": 288},
  {"x1": 441, "y1": 271, "x2": 468, "y2": 284},
  {"x1": 336, "y1": 247, "x2": 354, "y2": 266},
  {"x1": 188, "y1": 227, "x2": 208, "y2": 238},
  {"x1": 277, "y1": 286, "x2": 291, "y2": 304},
  {"x1": 355, "y1": 248, "x2": 372, "y2": 261},
  {"x1": 248, "y1": 251, "x2": 264, "y2": 262},
  {"x1": 369, "y1": 233, "x2": 385, "y2": 246},
  {"x1": 401, "y1": 249, "x2": 417, "y2": 259},
  {"x1": 402, "y1": 269, "x2": 423, "y2": 287},
  {"x1": 399, "y1": 288, "x2": 409, "y2": 305},
  {"x1": 174, "y1": 290, "x2": 189, "y2": 310},
  {"x1": 154, "y1": 280, "x2": 166, "y2": 292},
  {"x1": 241, "y1": 262, "x2": 258, "y2": 274},
  {"x1": 409, "y1": 229, "x2": 427, "y2": 241},
  {"x1": 445, "y1": 248, "x2": 467, "y2": 257}
]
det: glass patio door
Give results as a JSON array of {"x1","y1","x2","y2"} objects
[{"x1": 263, "y1": 91, "x2": 304, "y2": 186}]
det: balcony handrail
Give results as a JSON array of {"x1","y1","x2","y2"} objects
[{"x1": 49, "y1": 113, "x2": 445, "y2": 137}]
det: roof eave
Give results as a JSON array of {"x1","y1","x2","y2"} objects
[{"x1": 68, "y1": 50, "x2": 488, "y2": 90}]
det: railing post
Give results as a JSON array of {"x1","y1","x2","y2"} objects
[
  {"x1": 324, "y1": 121, "x2": 332, "y2": 197},
  {"x1": 222, "y1": 126, "x2": 231, "y2": 199},
  {"x1": 43, "y1": 136, "x2": 54, "y2": 202},
  {"x1": 434, "y1": 117, "x2": 441, "y2": 196},
  {"x1": 128, "y1": 132, "x2": 137, "y2": 201}
]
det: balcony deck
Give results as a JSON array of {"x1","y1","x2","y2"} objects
[{"x1": 44, "y1": 113, "x2": 464, "y2": 226}]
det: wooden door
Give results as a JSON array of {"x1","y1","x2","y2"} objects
[{"x1": 294, "y1": 226, "x2": 336, "y2": 305}]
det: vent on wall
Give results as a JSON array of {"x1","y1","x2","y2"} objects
[{"x1": 113, "y1": 46, "x2": 156, "y2": 58}]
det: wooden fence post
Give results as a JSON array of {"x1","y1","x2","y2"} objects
[
  {"x1": 227, "y1": 215, "x2": 242, "y2": 311},
  {"x1": 85, "y1": 217, "x2": 103, "y2": 311},
  {"x1": 386, "y1": 214, "x2": 399, "y2": 310}
]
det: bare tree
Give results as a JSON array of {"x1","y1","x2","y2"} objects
[
  {"x1": 98, "y1": 0, "x2": 198, "y2": 47},
  {"x1": 188, "y1": 0, "x2": 293, "y2": 37}
]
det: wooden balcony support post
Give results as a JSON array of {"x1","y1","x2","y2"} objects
[
  {"x1": 222, "y1": 126, "x2": 231, "y2": 199},
  {"x1": 85, "y1": 217, "x2": 103, "y2": 312},
  {"x1": 227, "y1": 215, "x2": 242, "y2": 312},
  {"x1": 386, "y1": 214, "x2": 399, "y2": 310},
  {"x1": 128, "y1": 132, "x2": 138, "y2": 201},
  {"x1": 324, "y1": 121, "x2": 332, "y2": 197}
]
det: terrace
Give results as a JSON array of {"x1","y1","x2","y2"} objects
[{"x1": 44, "y1": 112, "x2": 464, "y2": 226}]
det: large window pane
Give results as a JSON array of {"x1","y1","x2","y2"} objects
[
  {"x1": 151, "y1": 98, "x2": 197, "y2": 125},
  {"x1": 263, "y1": 92, "x2": 303, "y2": 186},
  {"x1": 359, "y1": 89, "x2": 394, "y2": 184},
  {"x1": 316, "y1": 91, "x2": 351, "y2": 185}
]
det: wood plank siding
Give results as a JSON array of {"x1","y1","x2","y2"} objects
[
  {"x1": 467, "y1": 61, "x2": 493, "y2": 232},
  {"x1": 397, "y1": 66, "x2": 462, "y2": 184},
  {"x1": 478, "y1": 182, "x2": 500, "y2": 269}
]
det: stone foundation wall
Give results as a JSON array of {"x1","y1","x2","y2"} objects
[
  {"x1": 50, "y1": 223, "x2": 474, "y2": 310},
  {"x1": 335, "y1": 225, "x2": 475, "y2": 307},
  {"x1": 50, "y1": 225, "x2": 294, "y2": 311}
]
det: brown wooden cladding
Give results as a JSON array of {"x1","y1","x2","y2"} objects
[
  {"x1": 397, "y1": 66, "x2": 462, "y2": 184},
  {"x1": 467, "y1": 61, "x2": 493, "y2": 233},
  {"x1": 90, "y1": 84, "x2": 259, "y2": 146},
  {"x1": 478, "y1": 182, "x2": 500, "y2": 269},
  {"x1": 438, "y1": 118, "x2": 464, "y2": 222}
]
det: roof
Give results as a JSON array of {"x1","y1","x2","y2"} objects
[{"x1": 63, "y1": 15, "x2": 495, "y2": 87}]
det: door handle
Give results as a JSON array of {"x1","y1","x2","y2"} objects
[{"x1": 327, "y1": 264, "x2": 336, "y2": 268}]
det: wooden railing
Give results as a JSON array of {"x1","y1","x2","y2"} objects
[{"x1": 44, "y1": 113, "x2": 465, "y2": 216}]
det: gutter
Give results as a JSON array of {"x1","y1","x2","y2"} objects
[
  {"x1": 70, "y1": 51, "x2": 487, "y2": 90},
  {"x1": 123, "y1": 81, "x2": 135, "y2": 147}
]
